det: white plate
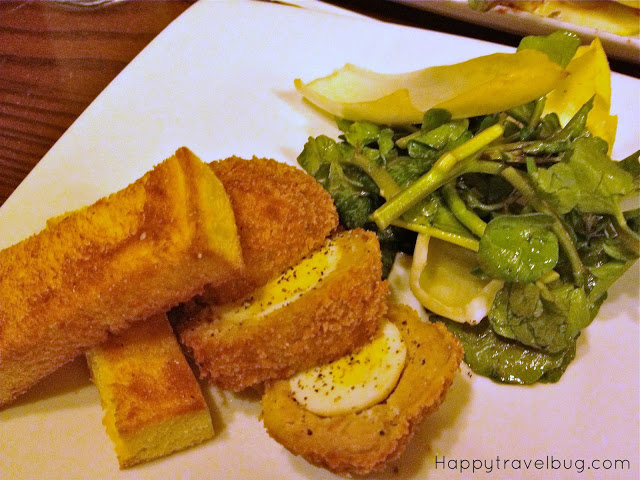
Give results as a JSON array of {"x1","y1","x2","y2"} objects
[
  {"x1": 389, "y1": 0, "x2": 640, "y2": 63},
  {"x1": 0, "y1": 1, "x2": 638, "y2": 479}
]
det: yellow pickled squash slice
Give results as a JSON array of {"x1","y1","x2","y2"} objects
[
  {"x1": 410, "y1": 234, "x2": 503, "y2": 324},
  {"x1": 294, "y1": 49, "x2": 567, "y2": 125},
  {"x1": 544, "y1": 37, "x2": 617, "y2": 152}
]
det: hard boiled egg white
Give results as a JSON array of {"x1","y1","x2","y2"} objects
[
  {"x1": 220, "y1": 240, "x2": 340, "y2": 325},
  {"x1": 289, "y1": 320, "x2": 407, "y2": 416}
]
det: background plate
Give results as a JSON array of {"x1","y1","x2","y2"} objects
[
  {"x1": 0, "y1": 1, "x2": 638, "y2": 479},
  {"x1": 389, "y1": 0, "x2": 640, "y2": 63}
]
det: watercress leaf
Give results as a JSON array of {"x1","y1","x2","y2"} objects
[
  {"x1": 568, "y1": 137, "x2": 635, "y2": 214},
  {"x1": 517, "y1": 30, "x2": 581, "y2": 68},
  {"x1": 375, "y1": 225, "x2": 418, "y2": 278},
  {"x1": 386, "y1": 155, "x2": 436, "y2": 188},
  {"x1": 588, "y1": 259, "x2": 636, "y2": 309},
  {"x1": 362, "y1": 145, "x2": 383, "y2": 167},
  {"x1": 336, "y1": 117, "x2": 353, "y2": 133},
  {"x1": 327, "y1": 161, "x2": 378, "y2": 229},
  {"x1": 530, "y1": 161, "x2": 579, "y2": 214},
  {"x1": 460, "y1": 172, "x2": 515, "y2": 206},
  {"x1": 407, "y1": 140, "x2": 438, "y2": 160},
  {"x1": 403, "y1": 191, "x2": 474, "y2": 238},
  {"x1": 411, "y1": 119, "x2": 470, "y2": 150},
  {"x1": 442, "y1": 317, "x2": 576, "y2": 384},
  {"x1": 619, "y1": 150, "x2": 639, "y2": 188},
  {"x1": 478, "y1": 213, "x2": 559, "y2": 282},
  {"x1": 297, "y1": 135, "x2": 342, "y2": 178},
  {"x1": 507, "y1": 100, "x2": 536, "y2": 124},
  {"x1": 539, "y1": 340, "x2": 577, "y2": 383},
  {"x1": 378, "y1": 128, "x2": 396, "y2": 159},
  {"x1": 488, "y1": 282, "x2": 589, "y2": 353},
  {"x1": 298, "y1": 135, "x2": 384, "y2": 230},
  {"x1": 503, "y1": 120, "x2": 521, "y2": 138},
  {"x1": 343, "y1": 121, "x2": 382, "y2": 149},
  {"x1": 470, "y1": 113, "x2": 500, "y2": 133},
  {"x1": 421, "y1": 108, "x2": 452, "y2": 132},
  {"x1": 538, "y1": 112, "x2": 562, "y2": 138}
]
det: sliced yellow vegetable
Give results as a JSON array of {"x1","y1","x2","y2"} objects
[
  {"x1": 294, "y1": 50, "x2": 567, "y2": 125},
  {"x1": 410, "y1": 234, "x2": 503, "y2": 324},
  {"x1": 525, "y1": 1, "x2": 639, "y2": 36},
  {"x1": 544, "y1": 37, "x2": 617, "y2": 152}
]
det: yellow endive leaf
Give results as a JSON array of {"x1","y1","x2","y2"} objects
[
  {"x1": 295, "y1": 50, "x2": 567, "y2": 125},
  {"x1": 409, "y1": 234, "x2": 503, "y2": 324},
  {"x1": 544, "y1": 37, "x2": 617, "y2": 152}
]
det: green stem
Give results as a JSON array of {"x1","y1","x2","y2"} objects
[
  {"x1": 372, "y1": 124, "x2": 504, "y2": 229},
  {"x1": 461, "y1": 159, "x2": 504, "y2": 176},
  {"x1": 613, "y1": 209, "x2": 640, "y2": 257},
  {"x1": 391, "y1": 219, "x2": 480, "y2": 251},
  {"x1": 501, "y1": 166, "x2": 587, "y2": 286},
  {"x1": 441, "y1": 181, "x2": 487, "y2": 237},
  {"x1": 529, "y1": 97, "x2": 546, "y2": 128},
  {"x1": 349, "y1": 152, "x2": 400, "y2": 199}
]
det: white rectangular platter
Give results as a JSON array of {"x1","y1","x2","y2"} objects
[{"x1": 0, "y1": 1, "x2": 638, "y2": 479}]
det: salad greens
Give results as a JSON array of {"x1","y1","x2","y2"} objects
[{"x1": 297, "y1": 31, "x2": 639, "y2": 385}]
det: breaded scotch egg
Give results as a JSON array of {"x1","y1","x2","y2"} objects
[
  {"x1": 261, "y1": 303, "x2": 463, "y2": 477},
  {"x1": 178, "y1": 229, "x2": 388, "y2": 391},
  {"x1": 203, "y1": 156, "x2": 339, "y2": 305}
]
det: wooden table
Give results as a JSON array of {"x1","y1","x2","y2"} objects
[{"x1": 1, "y1": 0, "x2": 637, "y2": 207}]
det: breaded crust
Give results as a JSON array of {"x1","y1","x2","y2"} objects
[
  {"x1": 86, "y1": 313, "x2": 213, "y2": 469},
  {"x1": 201, "y1": 156, "x2": 338, "y2": 304},
  {"x1": 178, "y1": 229, "x2": 387, "y2": 391},
  {"x1": 261, "y1": 303, "x2": 463, "y2": 477},
  {"x1": 0, "y1": 148, "x2": 242, "y2": 407}
]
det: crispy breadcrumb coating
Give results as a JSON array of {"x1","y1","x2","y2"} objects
[
  {"x1": 0, "y1": 148, "x2": 242, "y2": 407},
  {"x1": 261, "y1": 303, "x2": 463, "y2": 477},
  {"x1": 178, "y1": 229, "x2": 387, "y2": 391},
  {"x1": 202, "y1": 156, "x2": 339, "y2": 304}
]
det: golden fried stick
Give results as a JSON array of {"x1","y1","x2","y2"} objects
[
  {"x1": 0, "y1": 147, "x2": 242, "y2": 407},
  {"x1": 262, "y1": 303, "x2": 463, "y2": 476},
  {"x1": 86, "y1": 313, "x2": 213, "y2": 468},
  {"x1": 178, "y1": 229, "x2": 387, "y2": 391}
]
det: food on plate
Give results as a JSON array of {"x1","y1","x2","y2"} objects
[
  {"x1": 542, "y1": 37, "x2": 617, "y2": 151},
  {"x1": 294, "y1": 48, "x2": 567, "y2": 125},
  {"x1": 86, "y1": 313, "x2": 213, "y2": 468},
  {"x1": 262, "y1": 302, "x2": 463, "y2": 477},
  {"x1": 296, "y1": 31, "x2": 639, "y2": 384},
  {"x1": 0, "y1": 147, "x2": 242, "y2": 407},
  {"x1": 471, "y1": 1, "x2": 640, "y2": 36},
  {"x1": 199, "y1": 156, "x2": 339, "y2": 305},
  {"x1": 410, "y1": 234, "x2": 504, "y2": 324},
  {"x1": 178, "y1": 228, "x2": 388, "y2": 391},
  {"x1": 288, "y1": 319, "x2": 407, "y2": 417}
]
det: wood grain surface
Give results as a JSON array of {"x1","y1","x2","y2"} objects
[
  {"x1": 0, "y1": 0, "x2": 637, "y2": 208},
  {"x1": 0, "y1": 0, "x2": 194, "y2": 206}
]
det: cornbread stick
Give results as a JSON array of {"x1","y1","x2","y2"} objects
[
  {"x1": 86, "y1": 313, "x2": 213, "y2": 468},
  {"x1": 178, "y1": 229, "x2": 388, "y2": 391},
  {"x1": 0, "y1": 147, "x2": 242, "y2": 407}
]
